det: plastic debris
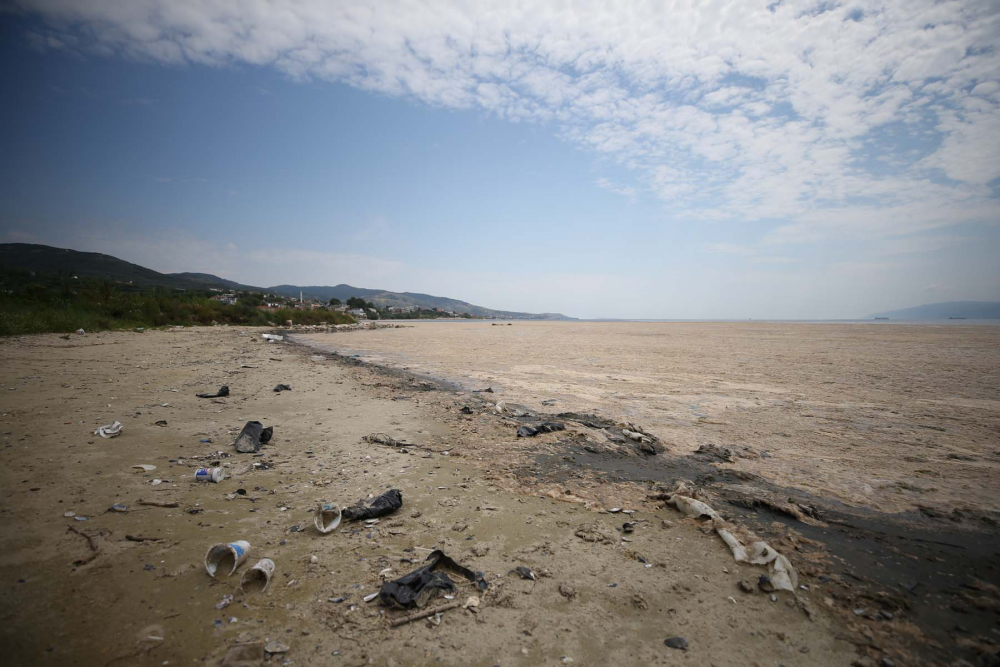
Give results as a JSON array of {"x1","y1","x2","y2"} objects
[
  {"x1": 94, "y1": 421, "x2": 124, "y2": 438},
  {"x1": 109, "y1": 504, "x2": 128, "y2": 513},
  {"x1": 342, "y1": 489, "x2": 402, "y2": 522},
  {"x1": 204, "y1": 540, "x2": 251, "y2": 577},
  {"x1": 234, "y1": 421, "x2": 273, "y2": 454},
  {"x1": 666, "y1": 492, "x2": 798, "y2": 592},
  {"x1": 261, "y1": 334, "x2": 283, "y2": 342},
  {"x1": 379, "y1": 549, "x2": 488, "y2": 609},
  {"x1": 511, "y1": 566, "x2": 536, "y2": 581},
  {"x1": 133, "y1": 464, "x2": 156, "y2": 472},
  {"x1": 240, "y1": 558, "x2": 275, "y2": 593},
  {"x1": 273, "y1": 384, "x2": 291, "y2": 392},
  {"x1": 195, "y1": 467, "x2": 225, "y2": 483},
  {"x1": 313, "y1": 503, "x2": 342, "y2": 534},
  {"x1": 196, "y1": 385, "x2": 229, "y2": 399}
]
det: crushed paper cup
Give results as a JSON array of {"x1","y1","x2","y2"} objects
[{"x1": 204, "y1": 540, "x2": 251, "y2": 577}]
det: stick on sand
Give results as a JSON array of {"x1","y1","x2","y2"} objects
[{"x1": 388, "y1": 601, "x2": 461, "y2": 627}]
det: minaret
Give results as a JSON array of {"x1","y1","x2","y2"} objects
[{"x1": 300, "y1": 290, "x2": 303, "y2": 304}]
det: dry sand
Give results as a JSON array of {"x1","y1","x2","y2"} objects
[
  {"x1": 0, "y1": 327, "x2": 865, "y2": 667},
  {"x1": 301, "y1": 320, "x2": 1000, "y2": 516}
]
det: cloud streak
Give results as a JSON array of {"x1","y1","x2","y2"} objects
[{"x1": 14, "y1": 0, "x2": 1000, "y2": 250}]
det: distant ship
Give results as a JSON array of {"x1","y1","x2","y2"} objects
[
  {"x1": 874, "y1": 317, "x2": 889, "y2": 320},
  {"x1": 949, "y1": 317, "x2": 967, "y2": 320}
]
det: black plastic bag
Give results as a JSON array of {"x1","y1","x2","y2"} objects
[
  {"x1": 197, "y1": 385, "x2": 230, "y2": 398},
  {"x1": 273, "y1": 384, "x2": 291, "y2": 392},
  {"x1": 342, "y1": 489, "x2": 402, "y2": 521},
  {"x1": 379, "y1": 549, "x2": 488, "y2": 609},
  {"x1": 234, "y1": 421, "x2": 273, "y2": 453}
]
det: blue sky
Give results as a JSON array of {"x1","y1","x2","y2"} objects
[{"x1": 1, "y1": 1, "x2": 998, "y2": 319}]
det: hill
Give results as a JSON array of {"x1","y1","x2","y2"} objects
[
  {"x1": 264, "y1": 284, "x2": 570, "y2": 319},
  {"x1": 869, "y1": 301, "x2": 1000, "y2": 320},
  {"x1": 0, "y1": 244, "x2": 572, "y2": 319}
]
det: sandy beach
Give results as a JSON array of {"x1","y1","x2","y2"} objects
[
  {"x1": 0, "y1": 325, "x2": 997, "y2": 666},
  {"x1": 302, "y1": 320, "x2": 1000, "y2": 516}
]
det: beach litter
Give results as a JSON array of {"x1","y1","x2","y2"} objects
[
  {"x1": 511, "y1": 566, "x2": 536, "y2": 581},
  {"x1": 342, "y1": 489, "x2": 402, "y2": 521},
  {"x1": 196, "y1": 385, "x2": 229, "y2": 399},
  {"x1": 234, "y1": 421, "x2": 273, "y2": 453},
  {"x1": 261, "y1": 334, "x2": 283, "y2": 342},
  {"x1": 379, "y1": 549, "x2": 488, "y2": 609},
  {"x1": 194, "y1": 467, "x2": 225, "y2": 483},
  {"x1": 204, "y1": 541, "x2": 251, "y2": 577},
  {"x1": 664, "y1": 490, "x2": 798, "y2": 592},
  {"x1": 240, "y1": 558, "x2": 275, "y2": 593},
  {"x1": 94, "y1": 421, "x2": 123, "y2": 438},
  {"x1": 132, "y1": 464, "x2": 156, "y2": 472},
  {"x1": 313, "y1": 503, "x2": 342, "y2": 534},
  {"x1": 273, "y1": 383, "x2": 291, "y2": 392}
]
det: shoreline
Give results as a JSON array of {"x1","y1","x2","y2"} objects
[
  {"x1": 0, "y1": 326, "x2": 993, "y2": 665},
  {"x1": 293, "y1": 324, "x2": 1000, "y2": 664}
]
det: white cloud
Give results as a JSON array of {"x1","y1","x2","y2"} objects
[{"x1": 13, "y1": 0, "x2": 1000, "y2": 249}]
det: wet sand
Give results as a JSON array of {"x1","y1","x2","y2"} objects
[
  {"x1": 300, "y1": 320, "x2": 1000, "y2": 516},
  {"x1": 0, "y1": 328, "x2": 862, "y2": 666}
]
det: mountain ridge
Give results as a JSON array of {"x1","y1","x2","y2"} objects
[{"x1": 0, "y1": 244, "x2": 573, "y2": 319}]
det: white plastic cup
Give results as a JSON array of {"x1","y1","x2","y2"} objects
[
  {"x1": 194, "y1": 467, "x2": 225, "y2": 483},
  {"x1": 240, "y1": 558, "x2": 275, "y2": 593},
  {"x1": 204, "y1": 540, "x2": 251, "y2": 577},
  {"x1": 314, "y1": 503, "x2": 342, "y2": 534}
]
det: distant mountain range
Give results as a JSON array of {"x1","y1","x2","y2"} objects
[
  {"x1": 0, "y1": 243, "x2": 572, "y2": 320},
  {"x1": 868, "y1": 301, "x2": 1000, "y2": 320}
]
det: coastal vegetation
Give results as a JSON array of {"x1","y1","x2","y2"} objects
[{"x1": 0, "y1": 267, "x2": 354, "y2": 336}]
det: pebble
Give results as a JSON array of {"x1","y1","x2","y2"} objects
[
  {"x1": 738, "y1": 579, "x2": 754, "y2": 593},
  {"x1": 664, "y1": 637, "x2": 688, "y2": 651}
]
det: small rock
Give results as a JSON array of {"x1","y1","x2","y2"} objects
[
  {"x1": 738, "y1": 579, "x2": 754, "y2": 593},
  {"x1": 264, "y1": 641, "x2": 290, "y2": 654},
  {"x1": 664, "y1": 637, "x2": 688, "y2": 651}
]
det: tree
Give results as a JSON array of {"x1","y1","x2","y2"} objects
[
  {"x1": 329, "y1": 298, "x2": 341, "y2": 306},
  {"x1": 346, "y1": 296, "x2": 367, "y2": 309}
]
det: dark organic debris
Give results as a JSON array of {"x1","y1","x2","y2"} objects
[
  {"x1": 460, "y1": 406, "x2": 474, "y2": 415},
  {"x1": 379, "y1": 549, "x2": 487, "y2": 609},
  {"x1": 196, "y1": 385, "x2": 230, "y2": 399},
  {"x1": 517, "y1": 422, "x2": 566, "y2": 438},
  {"x1": 693, "y1": 444, "x2": 736, "y2": 463},
  {"x1": 234, "y1": 421, "x2": 273, "y2": 454},
  {"x1": 342, "y1": 489, "x2": 403, "y2": 522},
  {"x1": 154, "y1": 420, "x2": 168, "y2": 427},
  {"x1": 273, "y1": 384, "x2": 291, "y2": 392},
  {"x1": 363, "y1": 433, "x2": 404, "y2": 447},
  {"x1": 472, "y1": 387, "x2": 494, "y2": 393},
  {"x1": 510, "y1": 566, "x2": 536, "y2": 581}
]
